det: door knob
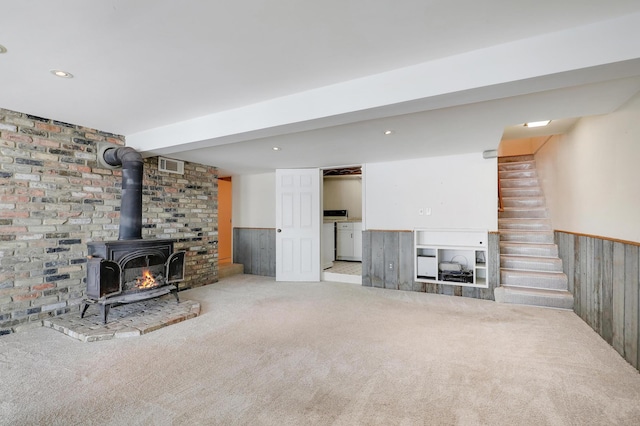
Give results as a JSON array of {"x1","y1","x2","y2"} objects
[{"x1": 277, "y1": 229, "x2": 282, "y2": 233}]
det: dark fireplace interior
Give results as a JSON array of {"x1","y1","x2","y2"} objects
[
  {"x1": 122, "y1": 251, "x2": 166, "y2": 293},
  {"x1": 83, "y1": 145, "x2": 186, "y2": 323}
]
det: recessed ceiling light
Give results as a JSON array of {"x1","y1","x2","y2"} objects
[
  {"x1": 0, "y1": 45, "x2": 7, "y2": 54},
  {"x1": 524, "y1": 120, "x2": 551, "y2": 128},
  {"x1": 383, "y1": 130, "x2": 394, "y2": 135},
  {"x1": 272, "y1": 147, "x2": 281, "y2": 151},
  {"x1": 50, "y1": 69, "x2": 74, "y2": 79}
]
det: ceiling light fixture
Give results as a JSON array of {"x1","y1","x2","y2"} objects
[
  {"x1": 272, "y1": 147, "x2": 281, "y2": 151},
  {"x1": 0, "y1": 45, "x2": 7, "y2": 54},
  {"x1": 50, "y1": 69, "x2": 74, "y2": 79},
  {"x1": 383, "y1": 130, "x2": 394, "y2": 135},
  {"x1": 524, "y1": 120, "x2": 551, "y2": 128}
]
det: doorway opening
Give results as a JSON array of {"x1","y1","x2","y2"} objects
[
  {"x1": 218, "y1": 177, "x2": 232, "y2": 265},
  {"x1": 321, "y1": 166, "x2": 363, "y2": 284}
]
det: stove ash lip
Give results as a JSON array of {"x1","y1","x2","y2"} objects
[{"x1": 101, "y1": 145, "x2": 144, "y2": 241}]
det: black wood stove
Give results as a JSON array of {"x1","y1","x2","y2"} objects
[{"x1": 82, "y1": 146, "x2": 186, "y2": 323}]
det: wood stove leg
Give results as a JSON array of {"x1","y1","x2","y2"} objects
[
  {"x1": 80, "y1": 301, "x2": 91, "y2": 319},
  {"x1": 172, "y1": 287, "x2": 180, "y2": 304},
  {"x1": 100, "y1": 303, "x2": 110, "y2": 324}
]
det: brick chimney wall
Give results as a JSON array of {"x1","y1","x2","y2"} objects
[
  {"x1": 0, "y1": 108, "x2": 218, "y2": 335},
  {"x1": 141, "y1": 158, "x2": 219, "y2": 290}
]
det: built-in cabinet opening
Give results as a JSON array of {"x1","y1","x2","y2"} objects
[{"x1": 414, "y1": 229, "x2": 489, "y2": 288}]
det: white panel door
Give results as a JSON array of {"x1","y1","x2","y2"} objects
[{"x1": 275, "y1": 169, "x2": 321, "y2": 281}]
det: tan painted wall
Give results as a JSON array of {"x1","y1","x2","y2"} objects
[
  {"x1": 232, "y1": 173, "x2": 275, "y2": 228},
  {"x1": 535, "y1": 92, "x2": 640, "y2": 243},
  {"x1": 323, "y1": 176, "x2": 362, "y2": 219},
  {"x1": 498, "y1": 136, "x2": 549, "y2": 157},
  {"x1": 218, "y1": 179, "x2": 232, "y2": 264}
]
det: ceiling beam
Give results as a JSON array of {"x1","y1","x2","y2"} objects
[{"x1": 127, "y1": 12, "x2": 640, "y2": 157}]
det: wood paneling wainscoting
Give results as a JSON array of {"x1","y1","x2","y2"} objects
[
  {"x1": 362, "y1": 231, "x2": 414, "y2": 291},
  {"x1": 231, "y1": 228, "x2": 501, "y2": 300},
  {"x1": 556, "y1": 231, "x2": 640, "y2": 371},
  {"x1": 362, "y1": 230, "x2": 500, "y2": 301},
  {"x1": 233, "y1": 228, "x2": 276, "y2": 277}
]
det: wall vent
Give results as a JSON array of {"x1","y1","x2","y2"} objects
[{"x1": 158, "y1": 157, "x2": 184, "y2": 174}]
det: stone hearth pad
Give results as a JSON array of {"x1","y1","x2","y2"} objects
[{"x1": 43, "y1": 295, "x2": 200, "y2": 342}]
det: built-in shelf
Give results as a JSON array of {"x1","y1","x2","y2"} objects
[{"x1": 414, "y1": 229, "x2": 489, "y2": 288}]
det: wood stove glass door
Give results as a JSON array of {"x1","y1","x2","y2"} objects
[
  {"x1": 121, "y1": 250, "x2": 166, "y2": 293},
  {"x1": 166, "y1": 251, "x2": 186, "y2": 283}
]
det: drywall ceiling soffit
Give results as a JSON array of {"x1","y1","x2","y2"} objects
[
  {"x1": 127, "y1": 58, "x2": 640, "y2": 176},
  {"x1": 128, "y1": 52, "x2": 640, "y2": 157},
  {"x1": 166, "y1": 75, "x2": 640, "y2": 176}
]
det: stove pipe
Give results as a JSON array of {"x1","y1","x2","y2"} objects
[{"x1": 102, "y1": 147, "x2": 143, "y2": 240}]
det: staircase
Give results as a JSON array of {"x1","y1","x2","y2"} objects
[{"x1": 493, "y1": 155, "x2": 573, "y2": 309}]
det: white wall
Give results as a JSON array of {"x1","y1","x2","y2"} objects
[
  {"x1": 233, "y1": 153, "x2": 499, "y2": 232},
  {"x1": 323, "y1": 176, "x2": 362, "y2": 219},
  {"x1": 364, "y1": 153, "x2": 498, "y2": 231},
  {"x1": 232, "y1": 172, "x2": 275, "y2": 228},
  {"x1": 536, "y1": 92, "x2": 640, "y2": 243}
]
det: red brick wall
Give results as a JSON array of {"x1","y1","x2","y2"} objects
[{"x1": 0, "y1": 108, "x2": 218, "y2": 335}]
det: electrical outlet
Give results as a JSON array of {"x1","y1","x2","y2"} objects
[
  {"x1": 425, "y1": 207, "x2": 432, "y2": 216},
  {"x1": 388, "y1": 262, "x2": 394, "y2": 270},
  {"x1": 418, "y1": 208, "x2": 424, "y2": 215}
]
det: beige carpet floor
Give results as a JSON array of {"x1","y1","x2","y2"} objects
[{"x1": 1, "y1": 274, "x2": 640, "y2": 425}]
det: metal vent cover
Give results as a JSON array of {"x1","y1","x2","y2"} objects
[{"x1": 158, "y1": 157, "x2": 184, "y2": 174}]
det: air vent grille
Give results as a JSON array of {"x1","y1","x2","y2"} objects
[{"x1": 158, "y1": 157, "x2": 184, "y2": 175}]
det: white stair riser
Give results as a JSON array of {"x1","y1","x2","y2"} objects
[
  {"x1": 498, "y1": 162, "x2": 536, "y2": 172},
  {"x1": 500, "y1": 232, "x2": 555, "y2": 243},
  {"x1": 502, "y1": 198, "x2": 545, "y2": 208},
  {"x1": 498, "y1": 156, "x2": 534, "y2": 164},
  {"x1": 500, "y1": 244, "x2": 559, "y2": 257},
  {"x1": 494, "y1": 287, "x2": 573, "y2": 309},
  {"x1": 501, "y1": 257, "x2": 563, "y2": 272},
  {"x1": 500, "y1": 179, "x2": 540, "y2": 188},
  {"x1": 499, "y1": 209, "x2": 548, "y2": 219},
  {"x1": 501, "y1": 187, "x2": 543, "y2": 197},
  {"x1": 500, "y1": 271, "x2": 568, "y2": 290},
  {"x1": 499, "y1": 170, "x2": 538, "y2": 179},
  {"x1": 499, "y1": 220, "x2": 551, "y2": 231}
]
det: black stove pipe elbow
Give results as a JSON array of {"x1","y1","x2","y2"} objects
[{"x1": 102, "y1": 147, "x2": 144, "y2": 240}]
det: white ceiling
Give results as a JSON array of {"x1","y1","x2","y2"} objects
[{"x1": 2, "y1": 1, "x2": 640, "y2": 176}]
